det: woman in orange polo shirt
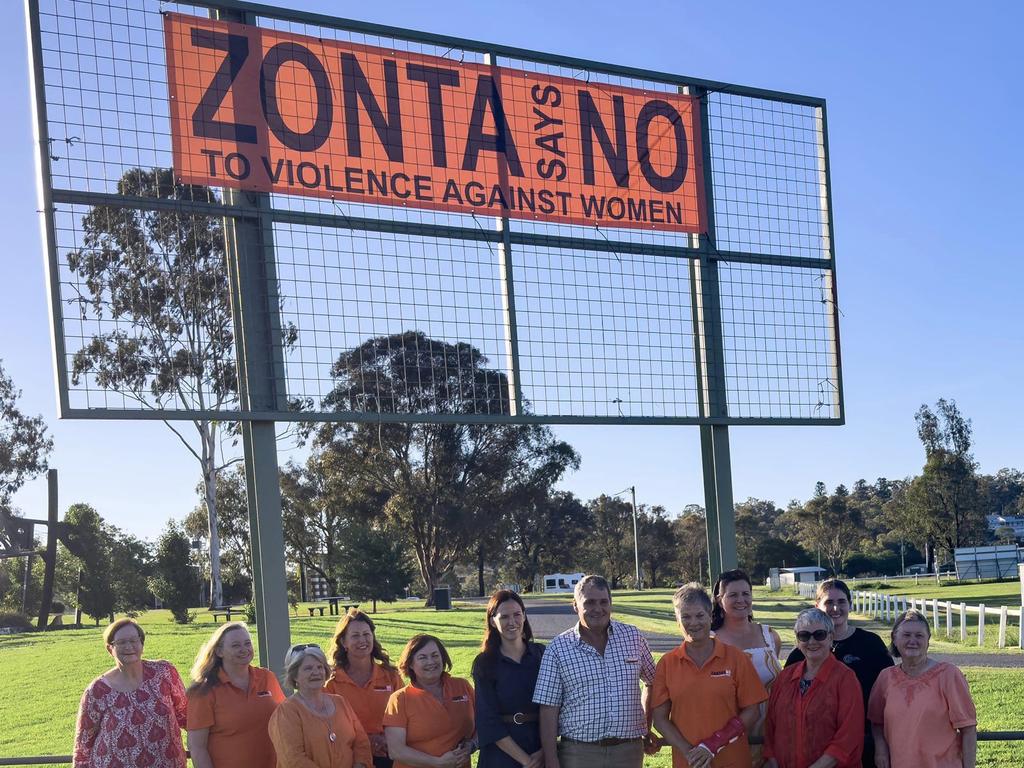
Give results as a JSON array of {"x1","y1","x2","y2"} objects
[
  {"x1": 652, "y1": 583, "x2": 767, "y2": 768},
  {"x1": 187, "y1": 622, "x2": 285, "y2": 768},
  {"x1": 326, "y1": 610, "x2": 404, "y2": 768},
  {"x1": 269, "y1": 643, "x2": 373, "y2": 768},
  {"x1": 383, "y1": 634, "x2": 476, "y2": 768}
]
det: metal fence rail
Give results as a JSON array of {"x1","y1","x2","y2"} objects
[{"x1": 6, "y1": 732, "x2": 1024, "y2": 765}]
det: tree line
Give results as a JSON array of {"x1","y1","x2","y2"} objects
[{"x1": 0, "y1": 164, "x2": 1018, "y2": 621}]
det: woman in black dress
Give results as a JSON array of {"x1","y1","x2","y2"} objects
[
  {"x1": 786, "y1": 578, "x2": 893, "y2": 768},
  {"x1": 472, "y1": 590, "x2": 545, "y2": 768}
]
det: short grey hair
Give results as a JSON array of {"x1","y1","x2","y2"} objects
[
  {"x1": 673, "y1": 583, "x2": 713, "y2": 622},
  {"x1": 283, "y1": 644, "x2": 329, "y2": 688},
  {"x1": 573, "y1": 574, "x2": 611, "y2": 604},
  {"x1": 794, "y1": 607, "x2": 834, "y2": 635}
]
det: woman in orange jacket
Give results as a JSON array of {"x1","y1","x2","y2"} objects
[{"x1": 269, "y1": 643, "x2": 373, "y2": 768}]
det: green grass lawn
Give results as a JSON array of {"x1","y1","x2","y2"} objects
[{"x1": 2, "y1": 592, "x2": 1022, "y2": 766}]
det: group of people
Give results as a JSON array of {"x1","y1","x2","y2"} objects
[{"x1": 72, "y1": 572, "x2": 978, "y2": 768}]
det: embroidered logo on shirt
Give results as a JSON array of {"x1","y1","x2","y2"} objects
[
  {"x1": 373, "y1": 685, "x2": 393, "y2": 693},
  {"x1": 625, "y1": 658, "x2": 639, "y2": 664},
  {"x1": 257, "y1": 690, "x2": 273, "y2": 697},
  {"x1": 710, "y1": 670, "x2": 732, "y2": 678},
  {"x1": 451, "y1": 695, "x2": 470, "y2": 702}
]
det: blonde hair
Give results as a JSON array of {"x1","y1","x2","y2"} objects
[
  {"x1": 188, "y1": 622, "x2": 250, "y2": 695},
  {"x1": 103, "y1": 618, "x2": 145, "y2": 647}
]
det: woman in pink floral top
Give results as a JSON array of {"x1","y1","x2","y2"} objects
[{"x1": 73, "y1": 618, "x2": 188, "y2": 768}]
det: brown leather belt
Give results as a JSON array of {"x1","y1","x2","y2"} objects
[
  {"x1": 561, "y1": 737, "x2": 641, "y2": 747},
  {"x1": 501, "y1": 712, "x2": 539, "y2": 724}
]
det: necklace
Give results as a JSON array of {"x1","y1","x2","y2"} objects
[{"x1": 300, "y1": 693, "x2": 337, "y2": 742}]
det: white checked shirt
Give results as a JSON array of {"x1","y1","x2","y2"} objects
[{"x1": 532, "y1": 619, "x2": 656, "y2": 741}]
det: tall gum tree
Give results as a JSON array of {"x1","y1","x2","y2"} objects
[
  {"x1": 319, "y1": 331, "x2": 576, "y2": 604},
  {"x1": 65, "y1": 168, "x2": 296, "y2": 607}
]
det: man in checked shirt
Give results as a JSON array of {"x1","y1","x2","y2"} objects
[{"x1": 533, "y1": 575, "x2": 659, "y2": 768}]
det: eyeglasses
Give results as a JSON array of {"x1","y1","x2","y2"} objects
[
  {"x1": 110, "y1": 639, "x2": 142, "y2": 648},
  {"x1": 795, "y1": 630, "x2": 830, "y2": 643}
]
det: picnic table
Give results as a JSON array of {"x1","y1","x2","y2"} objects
[
  {"x1": 209, "y1": 606, "x2": 242, "y2": 623},
  {"x1": 318, "y1": 596, "x2": 360, "y2": 616}
]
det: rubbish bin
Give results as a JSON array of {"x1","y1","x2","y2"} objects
[{"x1": 433, "y1": 586, "x2": 451, "y2": 610}]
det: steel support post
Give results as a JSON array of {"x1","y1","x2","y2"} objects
[
  {"x1": 216, "y1": 8, "x2": 290, "y2": 677},
  {"x1": 484, "y1": 52, "x2": 524, "y2": 417},
  {"x1": 693, "y1": 87, "x2": 737, "y2": 576},
  {"x1": 36, "y1": 469, "x2": 58, "y2": 629}
]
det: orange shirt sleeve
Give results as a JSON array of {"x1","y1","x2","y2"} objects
[
  {"x1": 651, "y1": 654, "x2": 671, "y2": 710},
  {"x1": 940, "y1": 665, "x2": 977, "y2": 729},
  {"x1": 731, "y1": 647, "x2": 769, "y2": 710},
  {"x1": 267, "y1": 671, "x2": 286, "y2": 704},
  {"x1": 383, "y1": 689, "x2": 408, "y2": 728},
  {"x1": 823, "y1": 667, "x2": 865, "y2": 765},
  {"x1": 186, "y1": 689, "x2": 215, "y2": 731}
]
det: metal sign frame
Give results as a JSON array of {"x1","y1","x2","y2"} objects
[{"x1": 26, "y1": 0, "x2": 844, "y2": 671}]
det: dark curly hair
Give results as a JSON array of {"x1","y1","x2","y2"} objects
[{"x1": 328, "y1": 609, "x2": 395, "y2": 671}]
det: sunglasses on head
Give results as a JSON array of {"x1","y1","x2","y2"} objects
[
  {"x1": 289, "y1": 643, "x2": 321, "y2": 653},
  {"x1": 796, "y1": 629, "x2": 830, "y2": 643}
]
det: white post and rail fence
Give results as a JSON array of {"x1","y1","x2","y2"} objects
[{"x1": 794, "y1": 581, "x2": 1023, "y2": 650}]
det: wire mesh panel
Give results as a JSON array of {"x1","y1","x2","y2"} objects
[{"x1": 29, "y1": 0, "x2": 842, "y2": 425}]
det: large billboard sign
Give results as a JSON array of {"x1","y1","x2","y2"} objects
[{"x1": 164, "y1": 13, "x2": 705, "y2": 233}]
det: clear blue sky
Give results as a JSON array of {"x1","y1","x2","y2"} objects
[{"x1": 2, "y1": 1, "x2": 1022, "y2": 539}]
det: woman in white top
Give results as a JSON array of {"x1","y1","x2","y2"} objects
[{"x1": 711, "y1": 569, "x2": 782, "y2": 767}]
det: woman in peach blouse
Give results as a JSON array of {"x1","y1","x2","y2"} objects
[
  {"x1": 269, "y1": 643, "x2": 373, "y2": 768},
  {"x1": 868, "y1": 610, "x2": 976, "y2": 768}
]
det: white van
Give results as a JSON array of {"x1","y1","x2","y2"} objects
[{"x1": 542, "y1": 572, "x2": 584, "y2": 593}]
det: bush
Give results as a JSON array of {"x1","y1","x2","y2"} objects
[
  {"x1": 169, "y1": 607, "x2": 196, "y2": 624},
  {"x1": 150, "y1": 523, "x2": 200, "y2": 625},
  {"x1": 0, "y1": 612, "x2": 34, "y2": 631},
  {"x1": 245, "y1": 602, "x2": 257, "y2": 624}
]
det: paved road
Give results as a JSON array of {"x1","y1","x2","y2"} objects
[{"x1": 521, "y1": 600, "x2": 1024, "y2": 667}]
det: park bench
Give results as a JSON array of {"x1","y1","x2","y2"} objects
[
  {"x1": 319, "y1": 596, "x2": 360, "y2": 616},
  {"x1": 307, "y1": 606, "x2": 326, "y2": 617},
  {"x1": 209, "y1": 606, "x2": 241, "y2": 623}
]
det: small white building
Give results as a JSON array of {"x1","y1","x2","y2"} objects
[{"x1": 778, "y1": 566, "x2": 827, "y2": 586}]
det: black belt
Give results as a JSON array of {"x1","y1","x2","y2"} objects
[
  {"x1": 501, "y1": 712, "x2": 539, "y2": 724},
  {"x1": 561, "y1": 737, "x2": 641, "y2": 747}
]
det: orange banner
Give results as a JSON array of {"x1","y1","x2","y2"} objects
[{"x1": 164, "y1": 13, "x2": 705, "y2": 233}]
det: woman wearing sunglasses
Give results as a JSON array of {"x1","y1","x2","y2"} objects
[
  {"x1": 763, "y1": 609, "x2": 863, "y2": 768},
  {"x1": 785, "y1": 579, "x2": 892, "y2": 767},
  {"x1": 269, "y1": 643, "x2": 372, "y2": 768}
]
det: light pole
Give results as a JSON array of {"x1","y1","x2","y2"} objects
[
  {"x1": 631, "y1": 485, "x2": 641, "y2": 591},
  {"x1": 611, "y1": 486, "x2": 643, "y2": 591}
]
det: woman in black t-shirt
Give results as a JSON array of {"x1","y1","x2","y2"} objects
[{"x1": 786, "y1": 578, "x2": 893, "y2": 768}]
